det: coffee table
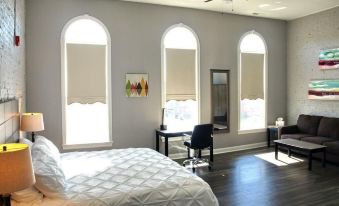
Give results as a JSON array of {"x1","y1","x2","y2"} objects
[{"x1": 274, "y1": 138, "x2": 326, "y2": 171}]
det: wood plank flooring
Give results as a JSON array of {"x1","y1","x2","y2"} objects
[{"x1": 176, "y1": 148, "x2": 339, "y2": 206}]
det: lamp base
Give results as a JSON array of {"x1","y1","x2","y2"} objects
[
  {"x1": 31, "y1": 132, "x2": 36, "y2": 142},
  {"x1": 160, "y1": 125, "x2": 167, "y2": 130}
]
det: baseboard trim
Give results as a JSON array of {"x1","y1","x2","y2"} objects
[{"x1": 169, "y1": 141, "x2": 267, "y2": 160}]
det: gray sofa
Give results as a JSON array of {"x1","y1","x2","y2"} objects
[{"x1": 281, "y1": 114, "x2": 339, "y2": 163}]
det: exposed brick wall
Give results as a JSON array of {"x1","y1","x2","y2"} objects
[
  {"x1": 287, "y1": 7, "x2": 339, "y2": 124},
  {"x1": 0, "y1": 0, "x2": 25, "y2": 108}
]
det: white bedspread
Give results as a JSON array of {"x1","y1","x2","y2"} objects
[{"x1": 15, "y1": 148, "x2": 218, "y2": 206}]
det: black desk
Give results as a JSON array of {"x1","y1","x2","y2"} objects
[{"x1": 155, "y1": 129, "x2": 192, "y2": 157}]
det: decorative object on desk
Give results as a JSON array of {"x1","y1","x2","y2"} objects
[
  {"x1": 125, "y1": 73, "x2": 149, "y2": 97},
  {"x1": 319, "y1": 48, "x2": 339, "y2": 70},
  {"x1": 160, "y1": 108, "x2": 167, "y2": 130},
  {"x1": 0, "y1": 144, "x2": 35, "y2": 206},
  {"x1": 275, "y1": 117, "x2": 285, "y2": 127},
  {"x1": 308, "y1": 80, "x2": 339, "y2": 100},
  {"x1": 20, "y1": 113, "x2": 44, "y2": 142}
]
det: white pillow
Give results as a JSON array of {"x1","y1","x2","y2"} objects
[
  {"x1": 32, "y1": 136, "x2": 66, "y2": 198},
  {"x1": 19, "y1": 138, "x2": 34, "y2": 149},
  {"x1": 11, "y1": 187, "x2": 43, "y2": 203},
  {"x1": 35, "y1": 135, "x2": 60, "y2": 161}
]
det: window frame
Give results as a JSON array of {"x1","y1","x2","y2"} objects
[
  {"x1": 238, "y1": 30, "x2": 268, "y2": 134},
  {"x1": 61, "y1": 15, "x2": 112, "y2": 150},
  {"x1": 161, "y1": 23, "x2": 201, "y2": 129}
]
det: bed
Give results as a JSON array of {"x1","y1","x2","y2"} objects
[
  {"x1": 51, "y1": 148, "x2": 218, "y2": 206},
  {"x1": 0, "y1": 100, "x2": 218, "y2": 206}
]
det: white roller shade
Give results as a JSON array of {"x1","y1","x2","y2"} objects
[
  {"x1": 67, "y1": 43, "x2": 106, "y2": 104},
  {"x1": 241, "y1": 53, "x2": 264, "y2": 100},
  {"x1": 166, "y1": 48, "x2": 196, "y2": 100}
]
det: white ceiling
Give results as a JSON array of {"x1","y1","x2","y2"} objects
[{"x1": 121, "y1": 0, "x2": 339, "y2": 20}]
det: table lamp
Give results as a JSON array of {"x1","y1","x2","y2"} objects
[
  {"x1": 20, "y1": 113, "x2": 44, "y2": 142},
  {"x1": 0, "y1": 144, "x2": 35, "y2": 206}
]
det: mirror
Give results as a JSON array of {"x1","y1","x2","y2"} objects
[{"x1": 211, "y1": 69, "x2": 230, "y2": 132}]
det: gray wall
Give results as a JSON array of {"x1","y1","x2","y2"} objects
[
  {"x1": 26, "y1": 0, "x2": 287, "y2": 152},
  {"x1": 287, "y1": 7, "x2": 339, "y2": 124},
  {"x1": 0, "y1": 0, "x2": 25, "y2": 109}
]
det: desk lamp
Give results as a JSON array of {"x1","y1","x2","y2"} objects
[
  {"x1": 0, "y1": 144, "x2": 35, "y2": 206},
  {"x1": 20, "y1": 113, "x2": 44, "y2": 142}
]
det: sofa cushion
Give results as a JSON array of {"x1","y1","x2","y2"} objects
[
  {"x1": 317, "y1": 117, "x2": 339, "y2": 139},
  {"x1": 300, "y1": 136, "x2": 336, "y2": 145},
  {"x1": 280, "y1": 125, "x2": 299, "y2": 135},
  {"x1": 281, "y1": 133, "x2": 312, "y2": 140},
  {"x1": 297, "y1": 114, "x2": 322, "y2": 135},
  {"x1": 323, "y1": 141, "x2": 339, "y2": 155}
]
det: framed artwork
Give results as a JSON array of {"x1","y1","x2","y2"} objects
[
  {"x1": 308, "y1": 80, "x2": 339, "y2": 100},
  {"x1": 125, "y1": 73, "x2": 149, "y2": 97},
  {"x1": 319, "y1": 48, "x2": 339, "y2": 70}
]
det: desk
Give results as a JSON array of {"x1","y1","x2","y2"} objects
[{"x1": 155, "y1": 129, "x2": 192, "y2": 157}]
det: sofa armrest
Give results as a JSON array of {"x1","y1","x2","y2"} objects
[{"x1": 281, "y1": 125, "x2": 299, "y2": 135}]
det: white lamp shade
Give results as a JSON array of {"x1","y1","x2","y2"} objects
[
  {"x1": 21, "y1": 113, "x2": 44, "y2": 132},
  {"x1": 0, "y1": 144, "x2": 35, "y2": 194}
]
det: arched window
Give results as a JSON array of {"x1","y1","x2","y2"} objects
[
  {"x1": 61, "y1": 15, "x2": 112, "y2": 149},
  {"x1": 161, "y1": 24, "x2": 200, "y2": 130},
  {"x1": 238, "y1": 31, "x2": 267, "y2": 133}
]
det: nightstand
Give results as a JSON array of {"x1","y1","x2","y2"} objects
[{"x1": 267, "y1": 125, "x2": 282, "y2": 147}]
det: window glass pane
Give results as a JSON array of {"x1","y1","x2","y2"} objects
[
  {"x1": 165, "y1": 100, "x2": 198, "y2": 130},
  {"x1": 163, "y1": 25, "x2": 198, "y2": 130},
  {"x1": 65, "y1": 19, "x2": 107, "y2": 45},
  {"x1": 66, "y1": 103, "x2": 109, "y2": 145},
  {"x1": 63, "y1": 17, "x2": 110, "y2": 145},
  {"x1": 239, "y1": 33, "x2": 266, "y2": 131},
  {"x1": 164, "y1": 27, "x2": 197, "y2": 49},
  {"x1": 240, "y1": 99, "x2": 265, "y2": 130},
  {"x1": 240, "y1": 33, "x2": 265, "y2": 53}
]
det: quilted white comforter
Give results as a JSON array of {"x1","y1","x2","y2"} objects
[{"x1": 34, "y1": 148, "x2": 218, "y2": 206}]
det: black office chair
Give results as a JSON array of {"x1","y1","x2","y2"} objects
[{"x1": 182, "y1": 124, "x2": 214, "y2": 172}]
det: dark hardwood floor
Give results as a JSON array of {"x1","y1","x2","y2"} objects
[{"x1": 176, "y1": 148, "x2": 339, "y2": 206}]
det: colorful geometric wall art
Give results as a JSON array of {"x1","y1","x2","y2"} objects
[
  {"x1": 126, "y1": 73, "x2": 149, "y2": 97},
  {"x1": 308, "y1": 80, "x2": 339, "y2": 100},
  {"x1": 319, "y1": 48, "x2": 339, "y2": 70}
]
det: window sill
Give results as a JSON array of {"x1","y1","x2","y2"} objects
[
  {"x1": 63, "y1": 141, "x2": 113, "y2": 150},
  {"x1": 238, "y1": 128, "x2": 266, "y2": 135}
]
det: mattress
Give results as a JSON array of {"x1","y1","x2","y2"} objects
[{"x1": 14, "y1": 148, "x2": 219, "y2": 206}]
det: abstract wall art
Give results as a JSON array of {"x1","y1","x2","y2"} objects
[
  {"x1": 126, "y1": 73, "x2": 149, "y2": 97},
  {"x1": 319, "y1": 48, "x2": 339, "y2": 70},
  {"x1": 308, "y1": 80, "x2": 339, "y2": 100}
]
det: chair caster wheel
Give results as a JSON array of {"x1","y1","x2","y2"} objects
[
  {"x1": 192, "y1": 168, "x2": 195, "y2": 173},
  {"x1": 208, "y1": 166, "x2": 212, "y2": 171},
  {"x1": 183, "y1": 163, "x2": 185, "y2": 167}
]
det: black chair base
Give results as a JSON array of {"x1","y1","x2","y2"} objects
[
  {"x1": 182, "y1": 158, "x2": 212, "y2": 172},
  {"x1": 182, "y1": 149, "x2": 213, "y2": 173}
]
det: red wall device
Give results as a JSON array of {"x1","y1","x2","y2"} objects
[{"x1": 15, "y1": 35, "x2": 20, "y2": 46}]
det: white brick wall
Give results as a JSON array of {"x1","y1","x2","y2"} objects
[
  {"x1": 0, "y1": 0, "x2": 25, "y2": 106},
  {"x1": 287, "y1": 7, "x2": 339, "y2": 124}
]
